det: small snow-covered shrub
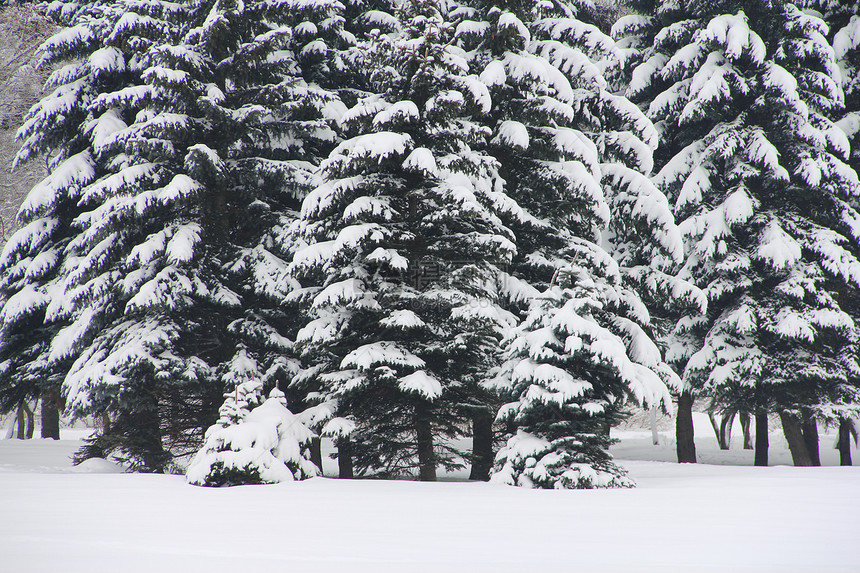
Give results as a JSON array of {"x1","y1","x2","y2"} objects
[
  {"x1": 491, "y1": 430, "x2": 633, "y2": 489},
  {"x1": 187, "y1": 386, "x2": 319, "y2": 487}
]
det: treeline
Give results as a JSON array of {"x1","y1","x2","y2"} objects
[{"x1": 0, "y1": 0, "x2": 857, "y2": 486}]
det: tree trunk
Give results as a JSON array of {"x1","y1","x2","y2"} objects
[
  {"x1": 708, "y1": 411, "x2": 731, "y2": 449},
  {"x1": 41, "y1": 390, "x2": 60, "y2": 440},
  {"x1": 337, "y1": 438, "x2": 353, "y2": 479},
  {"x1": 801, "y1": 417, "x2": 820, "y2": 466},
  {"x1": 720, "y1": 412, "x2": 734, "y2": 449},
  {"x1": 310, "y1": 436, "x2": 322, "y2": 474},
  {"x1": 676, "y1": 391, "x2": 696, "y2": 463},
  {"x1": 779, "y1": 412, "x2": 813, "y2": 467},
  {"x1": 16, "y1": 402, "x2": 25, "y2": 440},
  {"x1": 100, "y1": 412, "x2": 111, "y2": 433},
  {"x1": 415, "y1": 403, "x2": 436, "y2": 481},
  {"x1": 24, "y1": 401, "x2": 34, "y2": 439},
  {"x1": 469, "y1": 410, "x2": 494, "y2": 481},
  {"x1": 837, "y1": 419, "x2": 853, "y2": 467},
  {"x1": 708, "y1": 411, "x2": 719, "y2": 445},
  {"x1": 754, "y1": 412, "x2": 769, "y2": 466},
  {"x1": 135, "y1": 406, "x2": 168, "y2": 472},
  {"x1": 597, "y1": 413, "x2": 612, "y2": 437},
  {"x1": 739, "y1": 411, "x2": 753, "y2": 450}
]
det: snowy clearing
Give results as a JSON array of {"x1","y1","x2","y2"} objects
[{"x1": 1, "y1": 418, "x2": 858, "y2": 573}]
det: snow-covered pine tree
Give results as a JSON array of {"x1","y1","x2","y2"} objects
[
  {"x1": 187, "y1": 382, "x2": 319, "y2": 486},
  {"x1": 0, "y1": 4, "x2": 59, "y2": 438},
  {"x1": 247, "y1": 0, "x2": 364, "y2": 464},
  {"x1": 74, "y1": 0, "x2": 345, "y2": 469},
  {"x1": 452, "y1": 2, "x2": 684, "y2": 488},
  {"x1": 187, "y1": 0, "x2": 358, "y2": 477},
  {"x1": 19, "y1": 0, "x2": 205, "y2": 470},
  {"x1": 290, "y1": 0, "x2": 517, "y2": 480},
  {"x1": 0, "y1": 0, "x2": 145, "y2": 441},
  {"x1": 623, "y1": 0, "x2": 860, "y2": 466},
  {"x1": 0, "y1": 0, "x2": 342, "y2": 470},
  {"x1": 612, "y1": 1, "x2": 714, "y2": 463},
  {"x1": 805, "y1": 0, "x2": 860, "y2": 465}
]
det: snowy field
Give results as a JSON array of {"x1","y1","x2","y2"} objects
[{"x1": 1, "y1": 415, "x2": 858, "y2": 573}]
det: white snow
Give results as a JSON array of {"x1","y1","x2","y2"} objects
[
  {"x1": 88, "y1": 46, "x2": 125, "y2": 74},
  {"x1": 322, "y1": 132, "x2": 412, "y2": 172},
  {"x1": 756, "y1": 220, "x2": 802, "y2": 270},
  {"x1": 398, "y1": 370, "x2": 442, "y2": 399},
  {"x1": 497, "y1": 12, "x2": 530, "y2": 44},
  {"x1": 47, "y1": 307, "x2": 95, "y2": 363},
  {"x1": 763, "y1": 62, "x2": 808, "y2": 120},
  {"x1": 372, "y1": 101, "x2": 420, "y2": 128},
  {"x1": 0, "y1": 217, "x2": 58, "y2": 266},
  {"x1": 80, "y1": 162, "x2": 158, "y2": 204},
  {"x1": 340, "y1": 341, "x2": 425, "y2": 370},
  {"x1": 503, "y1": 52, "x2": 574, "y2": 103},
  {"x1": 333, "y1": 223, "x2": 386, "y2": 253},
  {"x1": 553, "y1": 127, "x2": 599, "y2": 169},
  {"x1": 365, "y1": 247, "x2": 409, "y2": 271},
  {"x1": 85, "y1": 109, "x2": 128, "y2": 152},
  {"x1": 834, "y1": 15, "x2": 860, "y2": 61},
  {"x1": 479, "y1": 60, "x2": 506, "y2": 87},
  {"x1": 534, "y1": 40, "x2": 605, "y2": 89},
  {"x1": 702, "y1": 12, "x2": 766, "y2": 64},
  {"x1": 380, "y1": 309, "x2": 425, "y2": 329},
  {"x1": 402, "y1": 147, "x2": 438, "y2": 175},
  {"x1": 20, "y1": 152, "x2": 96, "y2": 217},
  {"x1": 1, "y1": 417, "x2": 857, "y2": 572},
  {"x1": 361, "y1": 9, "x2": 401, "y2": 31},
  {"x1": 156, "y1": 174, "x2": 202, "y2": 204},
  {"x1": 312, "y1": 278, "x2": 379, "y2": 310},
  {"x1": 0, "y1": 284, "x2": 48, "y2": 323},
  {"x1": 456, "y1": 75, "x2": 492, "y2": 113},
  {"x1": 343, "y1": 196, "x2": 394, "y2": 221},
  {"x1": 166, "y1": 223, "x2": 202, "y2": 264},
  {"x1": 772, "y1": 308, "x2": 815, "y2": 342},
  {"x1": 320, "y1": 417, "x2": 355, "y2": 438}
]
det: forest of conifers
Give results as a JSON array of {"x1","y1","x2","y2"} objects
[{"x1": 0, "y1": 0, "x2": 858, "y2": 488}]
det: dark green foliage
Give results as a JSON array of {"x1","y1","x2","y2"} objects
[
  {"x1": 290, "y1": 0, "x2": 516, "y2": 480},
  {"x1": 620, "y1": 0, "x2": 860, "y2": 450}
]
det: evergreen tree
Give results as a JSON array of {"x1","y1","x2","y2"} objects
[
  {"x1": 807, "y1": 0, "x2": 860, "y2": 465},
  {"x1": 451, "y1": 1, "x2": 685, "y2": 487},
  {"x1": 612, "y1": 0, "x2": 712, "y2": 463},
  {"x1": 621, "y1": 0, "x2": 860, "y2": 465},
  {"x1": 186, "y1": 382, "x2": 318, "y2": 486},
  {"x1": 0, "y1": 0, "x2": 147, "y2": 441},
  {"x1": 290, "y1": 0, "x2": 517, "y2": 480},
  {"x1": 71, "y1": 0, "x2": 344, "y2": 469},
  {"x1": 0, "y1": 0, "x2": 342, "y2": 469}
]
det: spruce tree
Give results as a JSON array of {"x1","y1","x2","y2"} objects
[
  {"x1": 1, "y1": 0, "x2": 342, "y2": 469},
  {"x1": 450, "y1": 1, "x2": 685, "y2": 487},
  {"x1": 0, "y1": 0, "x2": 149, "y2": 441},
  {"x1": 622, "y1": 0, "x2": 860, "y2": 465},
  {"x1": 807, "y1": 0, "x2": 860, "y2": 465},
  {"x1": 612, "y1": 1, "x2": 712, "y2": 463},
  {"x1": 186, "y1": 0, "x2": 358, "y2": 480},
  {"x1": 78, "y1": 0, "x2": 342, "y2": 469},
  {"x1": 186, "y1": 381, "x2": 318, "y2": 486},
  {"x1": 290, "y1": 0, "x2": 517, "y2": 480}
]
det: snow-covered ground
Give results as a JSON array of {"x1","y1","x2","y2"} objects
[{"x1": 1, "y1": 414, "x2": 858, "y2": 573}]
